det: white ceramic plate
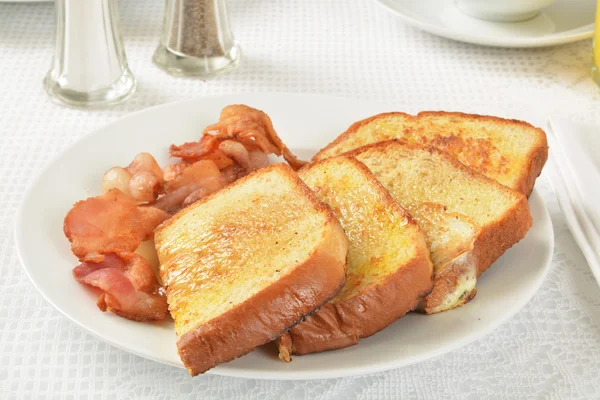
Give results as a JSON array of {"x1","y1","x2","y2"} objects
[
  {"x1": 15, "y1": 93, "x2": 554, "y2": 380},
  {"x1": 374, "y1": 0, "x2": 594, "y2": 48}
]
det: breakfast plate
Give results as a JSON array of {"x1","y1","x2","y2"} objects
[
  {"x1": 15, "y1": 93, "x2": 554, "y2": 380},
  {"x1": 374, "y1": 0, "x2": 594, "y2": 48}
]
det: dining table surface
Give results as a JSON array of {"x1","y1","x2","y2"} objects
[{"x1": 2, "y1": 0, "x2": 600, "y2": 398}]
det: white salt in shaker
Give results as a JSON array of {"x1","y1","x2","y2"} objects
[
  {"x1": 44, "y1": 0, "x2": 136, "y2": 107},
  {"x1": 153, "y1": 0, "x2": 241, "y2": 77}
]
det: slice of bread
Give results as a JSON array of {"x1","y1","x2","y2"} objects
[
  {"x1": 314, "y1": 112, "x2": 548, "y2": 196},
  {"x1": 277, "y1": 157, "x2": 433, "y2": 357},
  {"x1": 351, "y1": 140, "x2": 532, "y2": 314},
  {"x1": 154, "y1": 164, "x2": 348, "y2": 375}
]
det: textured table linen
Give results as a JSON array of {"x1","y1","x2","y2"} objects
[{"x1": 1, "y1": 0, "x2": 600, "y2": 398}]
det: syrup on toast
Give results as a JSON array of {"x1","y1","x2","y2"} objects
[
  {"x1": 277, "y1": 156, "x2": 433, "y2": 358},
  {"x1": 351, "y1": 140, "x2": 532, "y2": 314},
  {"x1": 154, "y1": 164, "x2": 348, "y2": 375},
  {"x1": 314, "y1": 112, "x2": 548, "y2": 196}
]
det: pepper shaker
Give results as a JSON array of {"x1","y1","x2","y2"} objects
[
  {"x1": 44, "y1": 0, "x2": 136, "y2": 107},
  {"x1": 153, "y1": 0, "x2": 241, "y2": 77}
]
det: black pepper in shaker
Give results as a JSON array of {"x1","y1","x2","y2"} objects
[{"x1": 153, "y1": 0, "x2": 241, "y2": 77}]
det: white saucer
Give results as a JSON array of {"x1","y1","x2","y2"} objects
[{"x1": 374, "y1": 0, "x2": 595, "y2": 48}]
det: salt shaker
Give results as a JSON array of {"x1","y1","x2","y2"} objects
[
  {"x1": 44, "y1": 0, "x2": 136, "y2": 107},
  {"x1": 153, "y1": 0, "x2": 241, "y2": 77}
]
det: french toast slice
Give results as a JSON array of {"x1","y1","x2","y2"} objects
[
  {"x1": 277, "y1": 157, "x2": 433, "y2": 357},
  {"x1": 314, "y1": 112, "x2": 548, "y2": 196},
  {"x1": 154, "y1": 164, "x2": 348, "y2": 375},
  {"x1": 350, "y1": 140, "x2": 532, "y2": 314}
]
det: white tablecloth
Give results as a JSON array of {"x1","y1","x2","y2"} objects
[{"x1": 2, "y1": 0, "x2": 600, "y2": 398}]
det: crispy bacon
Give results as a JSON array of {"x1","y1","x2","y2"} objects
[
  {"x1": 218, "y1": 140, "x2": 251, "y2": 172},
  {"x1": 169, "y1": 135, "x2": 213, "y2": 160},
  {"x1": 102, "y1": 291, "x2": 167, "y2": 322},
  {"x1": 73, "y1": 253, "x2": 167, "y2": 321},
  {"x1": 248, "y1": 150, "x2": 269, "y2": 171},
  {"x1": 127, "y1": 152, "x2": 164, "y2": 183},
  {"x1": 102, "y1": 153, "x2": 165, "y2": 204},
  {"x1": 202, "y1": 150, "x2": 235, "y2": 170},
  {"x1": 208, "y1": 104, "x2": 307, "y2": 170},
  {"x1": 163, "y1": 150, "x2": 234, "y2": 182},
  {"x1": 163, "y1": 161, "x2": 192, "y2": 181},
  {"x1": 153, "y1": 185, "x2": 200, "y2": 214},
  {"x1": 154, "y1": 160, "x2": 226, "y2": 214},
  {"x1": 129, "y1": 171, "x2": 162, "y2": 203},
  {"x1": 163, "y1": 160, "x2": 224, "y2": 193},
  {"x1": 65, "y1": 104, "x2": 308, "y2": 324},
  {"x1": 182, "y1": 188, "x2": 210, "y2": 208},
  {"x1": 64, "y1": 189, "x2": 170, "y2": 260},
  {"x1": 170, "y1": 105, "x2": 306, "y2": 171}
]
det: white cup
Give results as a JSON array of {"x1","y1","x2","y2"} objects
[{"x1": 455, "y1": 0, "x2": 556, "y2": 22}]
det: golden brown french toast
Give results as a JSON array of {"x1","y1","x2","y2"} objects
[
  {"x1": 277, "y1": 156, "x2": 433, "y2": 358},
  {"x1": 154, "y1": 164, "x2": 348, "y2": 375},
  {"x1": 314, "y1": 112, "x2": 548, "y2": 196},
  {"x1": 350, "y1": 140, "x2": 532, "y2": 314}
]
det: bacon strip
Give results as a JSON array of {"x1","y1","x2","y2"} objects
[
  {"x1": 105, "y1": 291, "x2": 168, "y2": 322},
  {"x1": 65, "y1": 104, "x2": 307, "y2": 324},
  {"x1": 64, "y1": 189, "x2": 170, "y2": 260},
  {"x1": 218, "y1": 140, "x2": 251, "y2": 172},
  {"x1": 155, "y1": 161, "x2": 226, "y2": 214},
  {"x1": 170, "y1": 104, "x2": 307, "y2": 171},
  {"x1": 163, "y1": 160, "x2": 223, "y2": 193},
  {"x1": 212, "y1": 104, "x2": 307, "y2": 170},
  {"x1": 73, "y1": 253, "x2": 167, "y2": 321},
  {"x1": 169, "y1": 135, "x2": 214, "y2": 160},
  {"x1": 77, "y1": 268, "x2": 138, "y2": 309}
]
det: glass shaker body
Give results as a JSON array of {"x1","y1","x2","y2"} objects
[
  {"x1": 44, "y1": 0, "x2": 136, "y2": 107},
  {"x1": 153, "y1": 0, "x2": 240, "y2": 77}
]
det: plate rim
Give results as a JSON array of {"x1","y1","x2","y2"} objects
[
  {"x1": 373, "y1": 0, "x2": 594, "y2": 48},
  {"x1": 15, "y1": 93, "x2": 555, "y2": 380}
]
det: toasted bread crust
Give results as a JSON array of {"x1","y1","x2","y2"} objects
[
  {"x1": 349, "y1": 140, "x2": 532, "y2": 314},
  {"x1": 156, "y1": 164, "x2": 349, "y2": 375},
  {"x1": 314, "y1": 111, "x2": 548, "y2": 196},
  {"x1": 281, "y1": 156, "x2": 433, "y2": 355},
  {"x1": 156, "y1": 164, "x2": 338, "y2": 233},
  {"x1": 419, "y1": 190, "x2": 531, "y2": 313},
  {"x1": 286, "y1": 243, "x2": 433, "y2": 354},
  {"x1": 418, "y1": 252, "x2": 478, "y2": 314},
  {"x1": 277, "y1": 332, "x2": 293, "y2": 362},
  {"x1": 475, "y1": 194, "x2": 532, "y2": 275},
  {"x1": 313, "y1": 112, "x2": 410, "y2": 161},
  {"x1": 418, "y1": 151, "x2": 532, "y2": 313},
  {"x1": 176, "y1": 218, "x2": 348, "y2": 375},
  {"x1": 522, "y1": 140, "x2": 548, "y2": 197},
  {"x1": 177, "y1": 226, "x2": 347, "y2": 375},
  {"x1": 418, "y1": 111, "x2": 547, "y2": 197}
]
